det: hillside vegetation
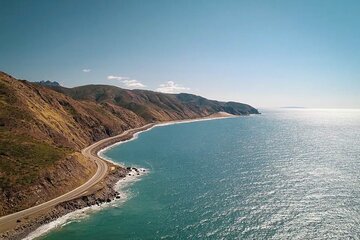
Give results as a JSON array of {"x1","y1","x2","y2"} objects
[
  {"x1": 0, "y1": 71, "x2": 259, "y2": 216},
  {"x1": 51, "y1": 84, "x2": 259, "y2": 121}
]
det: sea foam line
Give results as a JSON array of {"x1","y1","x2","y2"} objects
[{"x1": 24, "y1": 168, "x2": 145, "y2": 240}]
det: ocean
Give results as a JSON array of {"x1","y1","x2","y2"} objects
[{"x1": 39, "y1": 109, "x2": 360, "y2": 239}]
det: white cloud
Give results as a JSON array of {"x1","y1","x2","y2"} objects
[
  {"x1": 107, "y1": 75, "x2": 128, "y2": 80},
  {"x1": 107, "y1": 75, "x2": 145, "y2": 88},
  {"x1": 123, "y1": 79, "x2": 145, "y2": 88},
  {"x1": 156, "y1": 81, "x2": 190, "y2": 93},
  {"x1": 82, "y1": 69, "x2": 91, "y2": 73}
]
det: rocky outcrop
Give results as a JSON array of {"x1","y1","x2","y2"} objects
[{"x1": 35, "y1": 80, "x2": 61, "y2": 87}]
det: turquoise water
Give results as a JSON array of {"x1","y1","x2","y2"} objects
[{"x1": 43, "y1": 109, "x2": 360, "y2": 239}]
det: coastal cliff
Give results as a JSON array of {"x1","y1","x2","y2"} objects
[{"x1": 0, "y1": 71, "x2": 259, "y2": 237}]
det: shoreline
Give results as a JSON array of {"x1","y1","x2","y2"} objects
[
  {"x1": 1, "y1": 113, "x2": 237, "y2": 239},
  {"x1": 98, "y1": 113, "x2": 238, "y2": 161}
]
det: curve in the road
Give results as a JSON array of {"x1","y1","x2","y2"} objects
[{"x1": 0, "y1": 123, "x2": 154, "y2": 232}]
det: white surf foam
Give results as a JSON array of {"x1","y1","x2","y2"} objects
[{"x1": 24, "y1": 168, "x2": 148, "y2": 240}]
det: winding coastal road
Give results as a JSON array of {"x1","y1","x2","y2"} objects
[
  {"x1": 0, "y1": 123, "x2": 154, "y2": 234},
  {"x1": 0, "y1": 115, "x2": 229, "y2": 236}
]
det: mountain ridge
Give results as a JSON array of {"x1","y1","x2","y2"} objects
[{"x1": 47, "y1": 84, "x2": 259, "y2": 121}]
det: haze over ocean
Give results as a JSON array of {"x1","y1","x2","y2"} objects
[{"x1": 41, "y1": 109, "x2": 360, "y2": 239}]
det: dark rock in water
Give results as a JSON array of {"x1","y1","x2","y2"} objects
[
  {"x1": 106, "y1": 199, "x2": 111, "y2": 203},
  {"x1": 126, "y1": 167, "x2": 131, "y2": 170},
  {"x1": 115, "y1": 196, "x2": 120, "y2": 199},
  {"x1": 132, "y1": 167, "x2": 139, "y2": 172}
]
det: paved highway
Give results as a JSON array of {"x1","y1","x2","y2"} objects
[{"x1": 0, "y1": 123, "x2": 154, "y2": 233}]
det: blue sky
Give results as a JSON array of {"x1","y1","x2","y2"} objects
[{"x1": 0, "y1": 0, "x2": 359, "y2": 108}]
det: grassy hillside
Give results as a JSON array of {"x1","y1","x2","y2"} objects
[
  {"x1": 0, "y1": 71, "x2": 258, "y2": 216},
  {"x1": 51, "y1": 84, "x2": 259, "y2": 121},
  {"x1": 0, "y1": 72, "x2": 144, "y2": 215},
  {"x1": 0, "y1": 77, "x2": 68, "y2": 188}
]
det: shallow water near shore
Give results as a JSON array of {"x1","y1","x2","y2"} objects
[{"x1": 41, "y1": 109, "x2": 360, "y2": 239}]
